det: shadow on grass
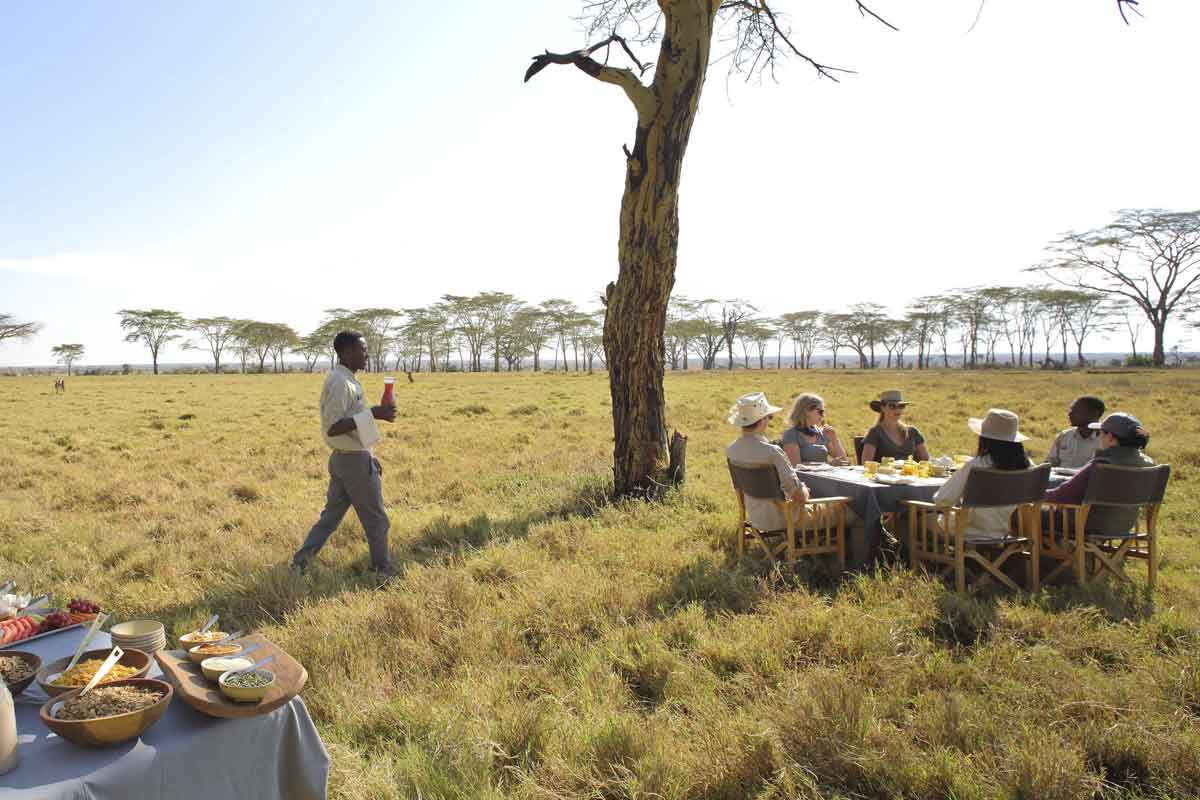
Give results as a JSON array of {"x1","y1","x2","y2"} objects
[
  {"x1": 141, "y1": 482, "x2": 621, "y2": 633},
  {"x1": 927, "y1": 590, "x2": 1002, "y2": 648},
  {"x1": 1037, "y1": 579, "x2": 1155, "y2": 623},
  {"x1": 645, "y1": 555, "x2": 764, "y2": 617},
  {"x1": 402, "y1": 477, "x2": 614, "y2": 562}
]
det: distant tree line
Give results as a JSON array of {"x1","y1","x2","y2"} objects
[
  {"x1": 113, "y1": 295, "x2": 606, "y2": 374},
  {"x1": 4, "y1": 209, "x2": 1197, "y2": 373},
  {"x1": 665, "y1": 287, "x2": 1125, "y2": 372}
]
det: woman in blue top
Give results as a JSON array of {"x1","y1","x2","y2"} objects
[{"x1": 781, "y1": 393, "x2": 850, "y2": 466}]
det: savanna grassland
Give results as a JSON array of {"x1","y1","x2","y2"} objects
[{"x1": 2, "y1": 368, "x2": 1200, "y2": 800}]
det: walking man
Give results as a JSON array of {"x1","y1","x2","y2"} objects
[{"x1": 292, "y1": 331, "x2": 396, "y2": 577}]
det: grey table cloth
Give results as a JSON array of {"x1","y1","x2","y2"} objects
[
  {"x1": 801, "y1": 467, "x2": 943, "y2": 564},
  {"x1": 1, "y1": 628, "x2": 328, "y2": 800}
]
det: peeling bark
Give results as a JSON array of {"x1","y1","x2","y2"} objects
[{"x1": 604, "y1": 2, "x2": 717, "y2": 495}]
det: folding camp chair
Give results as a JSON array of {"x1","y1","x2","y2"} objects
[
  {"x1": 728, "y1": 460, "x2": 850, "y2": 570},
  {"x1": 903, "y1": 464, "x2": 1050, "y2": 592},
  {"x1": 1041, "y1": 463, "x2": 1169, "y2": 589}
]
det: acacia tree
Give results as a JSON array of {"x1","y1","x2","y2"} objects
[
  {"x1": 187, "y1": 316, "x2": 240, "y2": 373},
  {"x1": 1035, "y1": 209, "x2": 1200, "y2": 366},
  {"x1": 526, "y1": 2, "x2": 897, "y2": 494},
  {"x1": 1058, "y1": 290, "x2": 1112, "y2": 366},
  {"x1": 51, "y1": 344, "x2": 85, "y2": 375},
  {"x1": 294, "y1": 331, "x2": 329, "y2": 373},
  {"x1": 118, "y1": 309, "x2": 186, "y2": 375},
  {"x1": 0, "y1": 314, "x2": 42, "y2": 343},
  {"x1": 1114, "y1": 300, "x2": 1148, "y2": 361}
]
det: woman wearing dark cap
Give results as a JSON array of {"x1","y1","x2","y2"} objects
[
  {"x1": 860, "y1": 390, "x2": 930, "y2": 463},
  {"x1": 1045, "y1": 412, "x2": 1154, "y2": 534}
]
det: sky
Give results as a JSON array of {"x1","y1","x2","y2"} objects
[{"x1": 2, "y1": 0, "x2": 1198, "y2": 366}]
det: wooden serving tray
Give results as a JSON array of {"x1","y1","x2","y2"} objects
[{"x1": 154, "y1": 633, "x2": 308, "y2": 719}]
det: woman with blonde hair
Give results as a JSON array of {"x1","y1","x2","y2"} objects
[
  {"x1": 861, "y1": 389, "x2": 930, "y2": 463},
  {"x1": 780, "y1": 393, "x2": 849, "y2": 466}
]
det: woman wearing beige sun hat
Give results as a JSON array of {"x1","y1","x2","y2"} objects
[
  {"x1": 932, "y1": 409, "x2": 1033, "y2": 541},
  {"x1": 725, "y1": 392, "x2": 811, "y2": 532},
  {"x1": 861, "y1": 390, "x2": 930, "y2": 464}
]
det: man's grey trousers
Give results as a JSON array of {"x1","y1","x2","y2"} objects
[{"x1": 293, "y1": 451, "x2": 391, "y2": 572}]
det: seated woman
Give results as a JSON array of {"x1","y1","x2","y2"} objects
[
  {"x1": 861, "y1": 390, "x2": 930, "y2": 463},
  {"x1": 780, "y1": 393, "x2": 849, "y2": 466},
  {"x1": 933, "y1": 409, "x2": 1031, "y2": 541},
  {"x1": 1045, "y1": 412, "x2": 1153, "y2": 535}
]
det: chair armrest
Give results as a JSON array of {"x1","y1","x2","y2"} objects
[
  {"x1": 901, "y1": 500, "x2": 941, "y2": 510},
  {"x1": 1041, "y1": 502, "x2": 1084, "y2": 511},
  {"x1": 807, "y1": 496, "x2": 851, "y2": 506}
]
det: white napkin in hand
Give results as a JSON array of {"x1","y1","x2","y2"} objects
[{"x1": 353, "y1": 409, "x2": 381, "y2": 450}]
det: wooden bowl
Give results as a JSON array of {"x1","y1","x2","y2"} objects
[
  {"x1": 218, "y1": 668, "x2": 275, "y2": 703},
  {"x1": 39, "y1": 677, "x2": 172, "y2": 748},
  {"x1": 37, "y1": 647, "x2": 152, "y2": 697},
  {"x1": 0, "y1": 649, "x2": 42, "y2": 698}
]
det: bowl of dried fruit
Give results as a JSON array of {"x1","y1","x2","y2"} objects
[
  {"x1": 37, "y1": 648, "x2": 152, "y2": 697},
  {"x1": 39, "y1": 677, "x2": 173, "y2": 747},
  {"x1": 0, "y1": 650, "x2": 41, "y2": 698}
]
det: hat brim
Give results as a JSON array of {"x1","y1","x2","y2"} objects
[
  {"x1": 727, "y1": 403, "x2": 783, "y2": 426},
  {"x1": 870, "y1": 400, "x2": 911, "y2": 412},
  {"x1": 1087, "y1": 422, "x2": 1103, "y2": 430},
  {"x1": 967, "y1": 417, "x2": 1029, "y2": 442}
]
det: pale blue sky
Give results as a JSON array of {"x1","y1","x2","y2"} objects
[{"x1": 3, "y1": 1, "x2": 1199, "y2": 365}]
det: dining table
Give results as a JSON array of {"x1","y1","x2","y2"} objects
[
  {"x1": 1, "y1": 626, "x2": 329, "y2": 800},
  {"x1": 797, "y1": 464, "x2": 1069, "y2": 567}
]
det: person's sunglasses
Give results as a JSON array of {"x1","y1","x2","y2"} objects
[
  {"x1": 885, "y1": 402, "x2": 904, "y2": 409},
  {"x1": 812, "y1": 407, "x2": 826, "y2": 414}
]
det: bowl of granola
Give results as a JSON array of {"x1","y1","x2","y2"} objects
[
  {"x1": 0, "y1": 650, "x2": 41, "y2": 698},
  {"x1": 39, "y1": 678, "x2": 173, "y2": 747}
]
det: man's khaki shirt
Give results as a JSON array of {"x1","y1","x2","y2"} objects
[
  {"x1": 320, "y1": 364, "x2": 375, "y2": 452},
  {"x1": 726, "y1": 432, "x2": 805, "y2": 531}
]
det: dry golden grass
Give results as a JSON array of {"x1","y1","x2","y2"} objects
[{"x1": 2, "y1": 369, "x2": 1199, "y2": 799}]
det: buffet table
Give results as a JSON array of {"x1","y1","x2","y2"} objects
[{"x1": 2, "y1": 628, "x2": 329, "y2": 799}]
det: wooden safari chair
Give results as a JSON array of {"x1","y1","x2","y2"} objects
[
  {"x1": 727, "y1": 460, "x2": 850, "y2": 570},
  {"x1": 903, "y1": 464, "x2": 1050, "y2": 592},
  {"x1": 853, "y1": 436, "x2": 866, "y2": 465},
  {"x1": 1041, "y1": 463, "x2": 1169, "y2": 590}
]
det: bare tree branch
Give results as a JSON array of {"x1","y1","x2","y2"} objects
[
  {"x1": 1118, "y1": 0, "x2": 1143, "y2": 25},
  {"x1": 524, "y1": 34, "x2": 657, "y2": 122},
  {"x1": 718, "y1": 1, "x2": 857, "y2": 82},
  {"x1": 855, "y1": 1, "x2": 899, "y2": 32}
]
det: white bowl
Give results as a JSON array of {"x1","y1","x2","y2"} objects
[{"x1": 110, "y1": 620, "x2": 165, "y2": 638}]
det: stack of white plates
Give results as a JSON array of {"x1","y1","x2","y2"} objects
[{"x1": 109, "y1": 619, "x2": 167, "y2": 652}]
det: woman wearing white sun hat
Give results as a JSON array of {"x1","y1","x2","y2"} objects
[
  {"x1": 725, "y1": 392, "x2": 811, "y2": 532},
  {"x1": 932, "y1": 409, "x2": 1033, "y2": 542}
]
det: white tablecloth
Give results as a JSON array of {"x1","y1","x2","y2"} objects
[{"x1": 1, "y1": 628, "x2": 328, "y2": 799}]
